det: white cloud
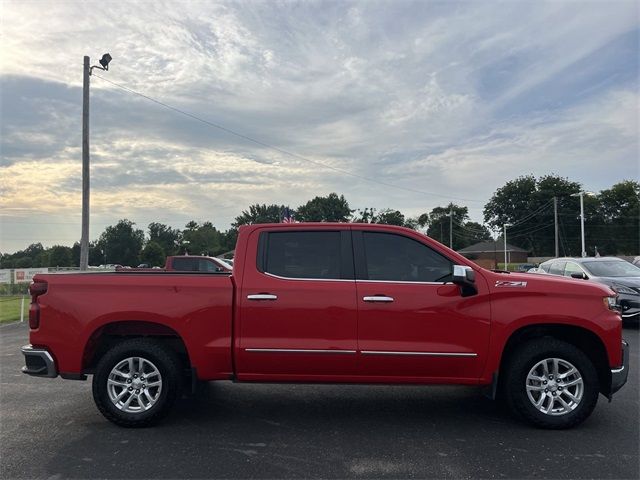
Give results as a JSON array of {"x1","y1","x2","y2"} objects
[{"x1": 0, "y1": 0, "x2": 638, "y2": 251}]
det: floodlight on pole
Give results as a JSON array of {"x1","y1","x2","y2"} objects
[
  {"x1": 570, "y1": 191, "x2": 595, "y2": 258},
  {"x1": 79, "y1": 53, "x2": 112, "y2": 271}
]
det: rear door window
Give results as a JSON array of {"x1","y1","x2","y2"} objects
[
  {"x1": 261, "y1": 231, "x2": 344, "y2": 280},
  {"x1": 548, "y1": 261, "x2": 566, "y2": 276}
]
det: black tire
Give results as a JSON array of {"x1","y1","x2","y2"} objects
[
  {"x1": 92, "y1": 338, "x2": 182, "y2": 427},
  {"x1": 502, "y1": 337, "x2": 599, "y2": 429}
]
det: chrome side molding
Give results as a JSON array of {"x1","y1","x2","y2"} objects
[
  {"x1": 361, "y1": 350, "x2": 478, "y2": 357},
  {"x1": 245, "y1": 348, "x2": 356, "y2": 354}
]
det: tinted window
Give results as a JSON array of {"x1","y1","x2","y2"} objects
[
  {"x1": 582, "y1": 260, "x2": 640, "y2": 278},
  {"x1": 172, "y1": 258, "x2": 221, "y2": 272},
  {"x1": 564, "y1": 262, "x2": 584, "y2": 277},
  {"x1": 540, "y1": 262, "x2": 551, "y2": 273},
  {"x1": 548, "y1": 261, "x2": 566, "y2": 275},
  {"x1": 172, "y1": 258, "x2": 199, "y2": 271},
  {"x1": 362, "y1": 232, "x2": 452, "y2": 282},
  {"x1": 264, "y1": 231, "x2": 342, "y2": 279}
]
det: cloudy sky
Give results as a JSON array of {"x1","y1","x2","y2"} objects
[{"x1": 1, "y1": 0, "x2": 638, "y2": 252}]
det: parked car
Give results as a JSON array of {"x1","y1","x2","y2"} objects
[
  {"x1": 539, "y1": 257, "x2": 640, "y2": 323},
  {"x1": 526, "y1": 267, "x2": 545, "y2": 274},
  {"x1": 165, "y1": 255, "x2": 233, "y2": 272},
  {"x1": 21, "y1": 224, "x2": 628, "y2": 429},
  {"x1": 122, "y1": 256, "x2": 233, "y2": 273}
]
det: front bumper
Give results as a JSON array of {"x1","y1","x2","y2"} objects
[
  {"x1": 618, "y1": 294, "x2": 640, "y2": 322},
  {"x1": 610, "y1": 340, "x2": 629, "y2": 395},
  {"x1": 21, "y1": 345, "x2": 57, "y2": 378}
]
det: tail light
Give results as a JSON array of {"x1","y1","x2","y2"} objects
[{"x1": 28, "y1": 280, "x2": 48, "y2": 329}]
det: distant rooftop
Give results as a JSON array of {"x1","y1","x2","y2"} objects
[{"x1": 457, "y1": 240, "x2": 528, "y2": 254}]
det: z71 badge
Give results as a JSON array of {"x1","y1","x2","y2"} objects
[{"x1": 495, "y1": 280, "x2": 528, "y2": 288}]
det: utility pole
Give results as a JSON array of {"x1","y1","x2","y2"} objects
[
  {"x1": 579, "y1": 192, "x2": 586, "y2": 257},
  {"x1": 79, "y1": 53, "x2": 112, "y2": 270},
  {"x1": 80, "y1": 56, "x2": 90, "y2": 271},
  {"x1": 503, "y1": 224, "x2": 508, "y2": 270},
  {"x1": 553, "y1": 196, "x2": 559, "y2": 258},
  {"x1": 571, "y1": 191, "x2": 594, "y2": 258},
  {"x1": 449, "y1": 208, "x2": 453, "y2": 249}
]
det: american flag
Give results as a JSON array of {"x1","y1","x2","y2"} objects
[{"x1": 281, "y1": 207, "x2": 295, "y2": 223}]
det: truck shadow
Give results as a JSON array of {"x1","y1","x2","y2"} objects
[
  {"x1": 43, "y1": 384, "x2": 532, "y2": 479},
  {"x1": 42, "y1": 380, "x2": 630, "y2": 479}
]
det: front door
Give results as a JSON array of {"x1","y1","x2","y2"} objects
[
  {"x1": 236, "y1": 227, "x2": 358, "y2": 380},
  {"x1": 353, "y1": 228, "x2": 491, "y2": 381}
]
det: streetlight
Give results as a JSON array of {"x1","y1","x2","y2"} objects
[
  {"x1": 570, "y1": 191, "x2": 595, "y2": 258},
  {"x1": 503, "y1": 223, "x2": 510, "y2": 270},
  {"x1": 80, "y1": 53, "x2": 112, "y2": 271}
]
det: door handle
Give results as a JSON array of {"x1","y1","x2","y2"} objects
[
  {"x1": 363, "y1": 296, "x2": 394, "y2": 303},
  {"x1": 247, "y1": 294, "x2": 278, "y2": 301}
]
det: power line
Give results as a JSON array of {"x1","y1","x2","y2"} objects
[
  {"x1": 92, "y1": 73, "x2": 482, "y2": 204},
  {"x1": 508, "y1": 223, "x2": 554, "y2": 239},
  {"x1": 507, "y1": 200, "x2": 554, "y2": 228}
]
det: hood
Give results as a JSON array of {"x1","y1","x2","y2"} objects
[
  {"x1": 487, "y1": 270, "x2": 615, "y2": 296},
  {"x1": 592, "y1": 276, "x2": 640, "y2": 289}
]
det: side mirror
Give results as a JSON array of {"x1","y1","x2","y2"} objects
[
  {"x1": 452, "y1": 265, "x2": 477, "y2": 297},
  {"x1": 571, "y1": 272, "x2": 587, "y2": 280}
]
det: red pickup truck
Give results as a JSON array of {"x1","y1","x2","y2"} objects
[{"x1": 21, "y1": 223, "x2": 628, "y2": 429}]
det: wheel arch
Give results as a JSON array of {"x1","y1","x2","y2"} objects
[
  {"x1": 497, "y1": 324, "x2": 611, "y2": 397},
  {"x1": 82, "y1": 320, "x2": 191, "y2": 374}
]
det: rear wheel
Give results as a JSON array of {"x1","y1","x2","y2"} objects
[
  {"x1": 503, "y1": 338, "x2": 599, "y2": 429},
  {"x1": 92, "y1": 339, "x2": 182, "y2": 427}
]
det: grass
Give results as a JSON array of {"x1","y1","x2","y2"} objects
[{"x1": 0, "y1": 296, "x2": 29, "y2": 324}]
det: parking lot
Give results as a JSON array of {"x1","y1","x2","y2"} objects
[{"x1": 1, "y1": 321, "x2": 638, "y2": 479}]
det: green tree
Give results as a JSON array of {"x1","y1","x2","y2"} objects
[
  {"x1": 148, "y1": 223, "x2": 181, "y2": 256},
  {"x1": 182, "y1": 221, "x2": 225, "y2": 256},
  {"x1": 484, "y1": 175, "x2": 583, "y2": 256},
  {"x1": 352, "y1": 207, "x2": 378, "y2": 223},
  {"x1": 376, "y1": 209, "x2": 406, "y2": 226},
  {"x1": 47, "y1": 245, "x2": 73, "y2": 267},
  {"x1": 14, "y1": 257, "x2": 33, "y2": 268},
  {"x1": 233, "y1": 204, "x2": 285, "y2": 227},
  {"x1": 141, "y1": 241, "x2": 166, "y2": 266},
  {"x1": 595, "y1": 180, "x2": 640, "y2": 255},
  {"x1": 352, "y1": 207, "x2": 419, "y2": 229},
  {"x1": 88, "y1": 241, "x2": 105, "y2": 266},
  {"x1": 423, "y1": 203, "x2": 470, "y2": 249},
  {"x1": 96, "y1": 219, "x2": 144, "y2": 266},
  {"x1": 462, "y1": 222, "x2": 492, "y2": 245},
  {"x1": 296, "y1": 193, "x2": 352, "y2": 222}
]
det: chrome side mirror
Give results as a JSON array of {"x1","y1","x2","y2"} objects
[{"x1": 452, "y1": 265, "x2": 477, "y2": 297}]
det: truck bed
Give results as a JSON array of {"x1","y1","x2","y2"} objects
[{"x1": 30, "y1": 272, "x2": 234, "y2": 380}]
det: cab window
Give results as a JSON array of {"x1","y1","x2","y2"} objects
[{"x1": 361, "y1": 232, "x2": 452, "y2": 282}]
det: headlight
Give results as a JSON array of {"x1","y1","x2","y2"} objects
[
  {"x1": 603, "y1": 296, "x2": 620, "y2": 312},
  {"x1": 612, "y1": 284, "x2": 639, "y2": 296}
]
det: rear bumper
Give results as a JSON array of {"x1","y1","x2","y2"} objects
[
  {"x1": 610, "y1": 340, "x2": 629, "y2": 395},
  {"x1": 21, "y1": 345, "x2": 57, "y2": 378}
]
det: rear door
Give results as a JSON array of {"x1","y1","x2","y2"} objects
[
  {"x1": 236, "y1": 227, "x2": 358, "y2": 379},
  {"x1": 354, "y1": 228, "x2": 491, "y2": 381}
]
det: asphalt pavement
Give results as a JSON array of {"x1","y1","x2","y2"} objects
[{"x1": 1, "y1": 321, "x2": 638, "y2": 479}]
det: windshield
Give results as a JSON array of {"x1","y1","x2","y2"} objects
[{"x1": 582, "y1": 261, "x2": 640, "y2": 278}]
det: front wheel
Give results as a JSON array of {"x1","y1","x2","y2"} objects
[
  {"x1": 503, "y1": 338, "x2": 599, "y2": 429},
  {"x1": 92, "y1": 339, "x2": 182, "y2": 427}
]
